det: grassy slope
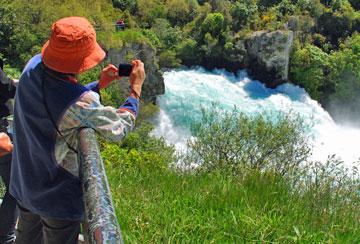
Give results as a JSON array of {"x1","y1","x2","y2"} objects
[{"x1": 103, "y1": 144, "x2": 359, "y2": 243}]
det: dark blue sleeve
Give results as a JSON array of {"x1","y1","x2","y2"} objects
[
  {"x1": 119, "y1": 97, "x2": 139, "y2": 117},
  {"x1": 85, "y1": 81, "x2": 100, "y2": 94}
]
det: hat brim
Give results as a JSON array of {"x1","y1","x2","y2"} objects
[{"x1": 41, "y1": 41, "x2": 106, "y2": 74}]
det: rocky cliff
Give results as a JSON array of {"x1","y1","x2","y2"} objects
[
  {"x1": 244, "y1": 30, "x2": 294, "y2": 88},
  {"x1": 107, "y1": 42, "x2": 164, "y2": 103},
  {"x1": 106, "y1": 30, "x2": 294, "y2": 102}
]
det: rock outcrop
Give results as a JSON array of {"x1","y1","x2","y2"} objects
[
  {"x1": 107, "y1": 42, "x2": 164, "y2": 103},
  {"x1": 244, "y1": 30, "x2": 294, "y2": 88},
  {"x1": 229, "y1": 39, "x2": 248, "y2": 68}
]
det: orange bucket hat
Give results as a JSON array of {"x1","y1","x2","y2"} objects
[{"x1": 41, "y1": 16, "x2": 106, "y2": 74}]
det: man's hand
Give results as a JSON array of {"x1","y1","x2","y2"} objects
[
  {"x1": 99, "y1": 64, "x2": 120, "y2": 89},
  {"x1": 129, "y1": 60, "x2": 145, "y2": 99}
]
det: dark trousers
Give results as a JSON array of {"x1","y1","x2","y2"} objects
[
  {"x1": 0, "y1": 153, "x2": 18, "y2": 244},
  {"x1": 16, "y1": 206, "x2": 80, "y2": 244}
]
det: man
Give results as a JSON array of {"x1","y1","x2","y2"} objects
[
  {"x1": 0, "y1": 58, "x2": 18, "y2": 244},
  {"x1": 10, "y1": 16, "x2": 145, "y2": 243}
]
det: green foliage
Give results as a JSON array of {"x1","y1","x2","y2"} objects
[
  {"x1": 230, "y1": 0, "x2": 258, "y2": 31},
  {"x1": 291, "y1": 33, "x2": 360, "y2": 121},
  {"x1": 176, "y1": 38, "x2": 200, "y2": 65},
  {"x1": 136, "y1": 0, "x2": 167, "y2": 27},
  {"x1": 201, "y1": 12, "x2": 225, "y2": 37},
  {"x1": 327, "y1": 33, "x2": 360, "y2": 121},
  {"x1": 3, "y1": 64, "x2": 21, "y2": 79},
  {"x1": 1, "y1": 1, "x2": 359, "y2": 241},
  {"x1": 317, "y1": 11, "x2": 354, "y2": 46},
  {"x1": 151, "y1": 18, "x2": 183, "y2": 50},
  {"x1": 103, "y1": 109, "x2": 359, "y2": 242},
  {"x1": 1, "y1": 0, "x2": 119, "y2": 68},
  {"x1": 112, "y1": 0, "x2": 137, "y2": 13},
  {"x1": 297, "y1": 0, "x2": 324, "y2": 18},
  {"x1": 257, "y1": 0, "x2": 282, "y2": 11},
  {"x1": 0, "y1": 178, "x2": 5, "y2": 197},
  {"x1": 158, "y1": 50, "x2": 181, "y2": 68},
  {"x1": 101, "y1": 81, "x2": 127, "y2": 108},
  {"x1": 188, "y1": 109, "x2": 311, "y2": 175},
  {"x1": 113, "y1": 29, "x2": 150, "y2": 45},
  {"x1": 275, "y1": 0, "x2": 296, "y2": 17},
  {"x1": 78, "y1": 65, "x2": 104, "y2": 85},
  {"x1": 141, "y1": 29, "x2": 162, "y2": 49},
  {"x1": 166, "y1": 0, "x2": 194, "y2": 26},
  {"x1": 136, "y1": 102, "x2": 160, "y2": 127},
  {"x1": 290, "y1": 44, "x2": 330, "y2": 100}
]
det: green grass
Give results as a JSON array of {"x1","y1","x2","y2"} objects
[{"x1": 103, "y1": 143, "x2": 360, "y2": 243}]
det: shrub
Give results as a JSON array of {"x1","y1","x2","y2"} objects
[
  {"x1": 176, "y1": 38, "x2": 200, "y2": 65},
  {"x1": 327, "y1": 33, "x2": 360, "y2": 121},
  {"x1": 317, "y1": 11, "x2": 354, "y2": 47},
  {"x1": 201, "y1": 13, "x2": 225, "y2": 37},
  {"x1": 158, "y1": 50, "x2": 181, "y2": 68},
  {"x1": 230, "y1": 0, "x2": 258, "y2": 31},
  {"x1": 187, "y1": 108, "x2": 311, "y2": 175},
  {"x1": 151, "y1": 18, "x2": 183, "y2": 50},
  {"x1": 297, "y1": 0, "x2": 324, "y2": 18},
  {"x1": 290, "y1": 44, "x2": 330, "y2": 101},
  {"x1": 112, "y1": 0, "x2": 137, "y2": 13},
  {"x1": 114, "y1": 29, "x2": 150, "y2": 45}
]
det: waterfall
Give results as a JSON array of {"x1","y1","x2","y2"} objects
[{"x1": 152, "y1": 68, "x2": 360, "y2": 166}]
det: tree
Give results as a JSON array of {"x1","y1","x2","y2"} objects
[
  {"x1": 290, "y1": 44, "x2": 330, "y2": 100},
  {"x1": 257, "y1": 0, "x2": 282, "y2": 11},
  {"x1": 201, "y1": 12, "x2": 225, "y2": 37},
  {"x1": 231, "y1": 0, "x2": 258, "y2": 31},
  {"x1": 137, "y1": 0, "x2": 167, "y2": 27},
  {"x1": 276, "y1": 0, "x2": 296, "y2": 16},
  {"x1": 327, "y1": 34, "x2": 360, "y2": 121},
  {"x1": 112, "y1": 0, "x2": 137, "y2": 13},
  {"x1": 151, "y1": 18, "x2": 183, "y2": 49},
  {"x1": 176, "y1": 38, "x2": 200, "y2": 65},
  {"x1": 166, "y1": 0, "x2": 193, "y2": 26},
  {"x1": 296, "y1": 0, "x2": 324, "y2": 18},
  {"x1": 0, "y1": 5, "x2": 15, "y2": 61},
  {"x1": 317, "y1": 11, "x2": 353, "y2": 47},
  {"x1": 1, "y1": 0, "x2": 118, "y2": 67}
]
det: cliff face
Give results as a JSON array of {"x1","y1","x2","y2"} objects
[
  {"x1": 244, "y1": 30, "x2": 294, "y2": 88},
  {"x1": 107, "y1": 42, "x2": 164, "y2": 103},
  {"x1": 106, "y1": 30, "x2": 294, "y2": 102}
]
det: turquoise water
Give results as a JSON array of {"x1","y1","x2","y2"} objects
[{"x1": 152, "y1": 68, "x2": 360, "y2": 165}]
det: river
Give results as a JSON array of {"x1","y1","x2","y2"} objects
[{"x1": 152, "y1": 68, "x2": 360, "y2": 167}]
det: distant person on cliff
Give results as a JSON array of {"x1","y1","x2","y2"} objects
[
  {"x1": 115, "y1": 19, "x2": 125, "y2": 31},
  {"x1": 0, "y1": 58, "x2": 19, "y2": 244},
  {"x1": 10, "y1": 16, "x2": 145, "y2": 244}
]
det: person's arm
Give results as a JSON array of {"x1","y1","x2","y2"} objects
[
  {"x1": 60, "y1": 60, "x2": 145, "y2": 141},
  {"x1": 62, "y1": 91, "x2": 138, "y2": 142}
]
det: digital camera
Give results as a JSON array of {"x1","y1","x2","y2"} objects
[{"x1": 118, "y1": 63, "x2": 133, "y2": 76}]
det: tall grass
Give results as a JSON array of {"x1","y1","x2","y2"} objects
[{"x1": 102, "y1": 110, "x2": 360, "y2": 243}]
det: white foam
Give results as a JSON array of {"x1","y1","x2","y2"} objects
[{"x1": 152, "y1": 68, "x2": 360, "y2": 166}]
